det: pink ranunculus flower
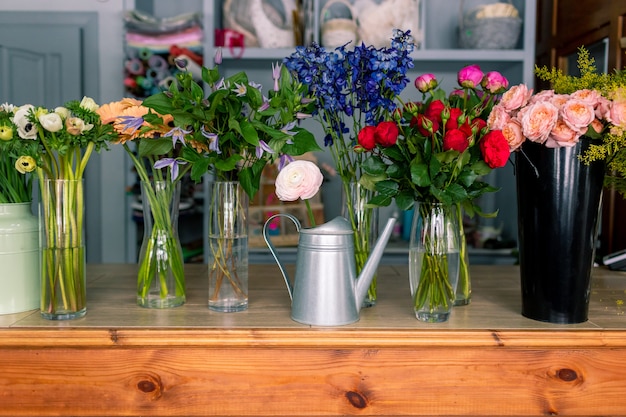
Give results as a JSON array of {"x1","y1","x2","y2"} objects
[
  {"x1": 546, "y1": 119, "x2": 579, "y2": 148},
  {"x1": 481, "y1": 71, "x2": 509, "y2": 93},
  {"x1": 275, "y1": 160, "x2": 324, "y2": 201},
  {"x1": 501, "y1": 119, "x2": 525, "y2": 151},
  {"x1": 486, "y1": 103, "x2": 511, "y2": 131},
  {"x1": 520, "y1": 100, "x2": 559, "y2": 143},
  {"x1": 561, "y1": 98, "x2": 595, "y2": 133},
  {"x1": 457, "y1": 64, "x2": 483, "y2": 89},
  {"x1": 499, "y1": 83, "x2": 532, "y2": 112},
  {"x1": 414, "y1": 73, "x2": 437, "y2": 93},
  {"x1": 607, "y1": 99, "x2": 626, "y2": 129}
]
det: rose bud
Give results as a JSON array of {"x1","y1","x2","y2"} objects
[
  {"x1": 458, "y1": 64, "x2": 484, "y2": 89},
  {"x1": 482, "y1": 71, "x2": 509, "y2": 94},
  {"x1": 414, "y1": 73, "x2": 437, "y2": 93}
]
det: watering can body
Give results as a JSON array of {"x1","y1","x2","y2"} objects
[{"x1": 263, "y1": 214, "x2": 396, "y2": 326}]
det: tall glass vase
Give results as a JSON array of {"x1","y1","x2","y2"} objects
[
  {"x1": 409, "y1": 202, "x2": 460, "y2": 322},
  {"x1": 40, "y1": 179, "x2": 86, "y2": 320},
  {"x1": 137, "y1": 180, "x2": 186, "y2": 308},
  {"x1": 207, "y1": 181, "x2": 249, "y2": 312},
  {"x1": 455, "y1": 204, "x2": 471, "y2": 306},
  {"x1": 0, "y1": 203, "x2": 39, "y2": 314},
  {"x1": 342, "y1": 182, "x2": 379, "y2": 307}
]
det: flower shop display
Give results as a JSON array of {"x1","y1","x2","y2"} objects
[
  {"x1": 10, "y1": 98, "x2": 116, "y2": 320},
  {"x1": 142, "y1": 51, "x2": 320, "y2": 312},
  {"x1": 0, "y1": 104, "x2": 39, "y2": 314},
  {"x1": 98, "y1": 98, "x2": 189, "y2": 308},
  {"x1": 264, "y1": 159, "x2": 397, "y2": 326},
  {"x1": 490, "y1": 47, "x2": 626, "y2": 323},
  {"x1": 284, "y1": 29, "x2": 415, "y2": 307},
  {"x1": 361, "y1": 65, "x2": 511, "y2": 322}
]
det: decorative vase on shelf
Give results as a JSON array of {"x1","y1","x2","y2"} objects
[
  {"x1": 137, "y1": 180, "x2": 186, "y2": 308},
  {"x1": 207, "y1": 181, "x2": 249, "y2": 312},
  {"x1": 342, "y1": 181, "x2": 379, "y2": 307},
  {"x1": 516, "y1": 138, "x2": 605, "y2": 324},
  {"x1": 409, "y1": 202, "x2": 460, "y2": 323},
  {"x1": 0, "y1": 203, "x2": 39, "y2": 315},
  {"x1": 40, "y1": 179, "x2": 86, "y2": 320},
  {"x1": 455, "y1": 204, "x2": 471, "y2": 306}
]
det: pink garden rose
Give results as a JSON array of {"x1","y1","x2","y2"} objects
[
  {"x1": 546, "y1": 119, "x2": 579, "y2": 148},
  {"x1": 607, "y1": 99, "x2": 626, "y2": 129},
  {"x1": 457, "y1": 64, "x2": 483, "y2": 89},
  {"x1": 561, "y1": 98, "x2": 595, "y2": 133},
  {"x1": 501, "y1": 119, "x2": 525, "y2": 151},
  {"x1": 570, "y1": 89, "x2": 601, "y2": 106},
  {"x1": 519, "y1": 100, "x2": 559, "y2": 143},
  {"x1": 275, "y1": 160, "x2": 323, "y2": 201},
  {"x1": 528, "y1": 89, "x2": 554, "y2": 104},
  {"x1": 486, "y1": 104, "x2": 511, "y2": 131},
  {"x1": 499, "y1": 84, "x2": 532, "y2": 112}
]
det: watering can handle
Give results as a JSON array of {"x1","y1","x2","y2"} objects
[{"x1": 262, "y1": 213, "x2": 301, "y2": 301}]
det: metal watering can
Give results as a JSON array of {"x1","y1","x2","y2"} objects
[{"x1": 263, "y1": 214, "x2": 396, "y2": 326}]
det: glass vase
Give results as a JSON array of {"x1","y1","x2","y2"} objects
[
  {"x1": 0, "y1": 203, "x2": 39, "y2": 314},
  {"x1": 137, "y1": 180, "x2": 186, "y2": 308},
  {"x1": 207, "y1": 181, "x2": 249, "y2": 312},
  {"x1": 342, "y1": 182, "x2": 379, "y2": 307},
  {"x1": 409, "y1": 202, "x2": 460, "y2": 323},
  {"x1": 40, "y1": 179, "x2": 86, "y2": 320},
  {"x1": 455, "y1": 204, "x2": 471, "y2": 306}
]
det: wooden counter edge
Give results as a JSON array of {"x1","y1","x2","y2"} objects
[{"x1": 3, "y1": 327, "x2": 626, "y2": 348}]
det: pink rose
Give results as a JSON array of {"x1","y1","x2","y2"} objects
[
  {"x1": 561, "y1": 98, "x2": 595, "y2": 133},
  {"x1": 487, "y1": 104, "x2": 511, "y2": 131},
  {"x1": 414, "y1": 73, "x2": 437, "y2": 93},
  {"x1": 501, "y1": 119, "x2": 525, "y2": 151},
  {"x1": 595, "y1": 96, "x2": 611, "y2": 120},
  {"x1": 570, "y1": 89, "x2": 601, "y2": 106},
  {"x1": 528, "y1": 89, "x2": 554, "y2": 104},
  {"x1": 275, "y1": 160, "x2": 324, "y2": 201},
  {"x1": 481, "y1": 71, "x2": 509, "y2": 93},
  {"x1": 549, "y1": 94, "x2": 570, "y2": 109},
  {"x1": 520, "y1": 101, "x2": 559, "y2": 143},
  {"x1": 500, "y1": 84, "x2": 532, "y2": 112},
  {"x1": 546, "y1": 119, "x2": 579, "y2": 148},
  {"x1": 607, "y1": 99, "x2": 626, "y2": 129},
  {"x1": 457, "y1": 64, "x2": 483, "y2": 89}
]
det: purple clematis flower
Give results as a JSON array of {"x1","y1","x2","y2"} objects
[
  {"x1": 272, "y1": 62, "x2": 282, "y2": 91},
  {"x1": 258, "y1": 97, "x2": 270, "y2": 112},
  {"x1": 154, "y1": 158, "x2": 187, "y2": 182},
  {"x1": 164, "y1": 126, "x2": 191, "y2": 147},
  {"x1": 118, "y1": 115, "x2": 144, "y2": 135},
  {"x1": 214, "y1": 47, "x2": 223, "y2": 65},
  {"x1": 255, "y1": 140, "x2": 274, "y2": 158},
  {"x1": 278, "y1": 154, "x2": 294, "y2": 171},
  {"x1": 281, "y1": 121, "x2": 297, "y2": 136},
  {"x1": 232, "y1": 82, "x2": 247, "y2": 96},
  {"x1": 201, "y1": 125, "x2": 221, "y2": 154}
]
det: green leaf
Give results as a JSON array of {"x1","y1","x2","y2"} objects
[
  {"x1": 411, "y1": 159, "x2": 431, "y2": 187},
  {"x1": 190, "y1": 158, "x2": 210, "y2": 182},
  {"x1": 143, "y1": 93, "x2": 174, "y2": 115},
  {"x1": 470, "y1": 160, "x2": 492, "y2": 175},
  {"x1": 239, "y1": 119, "x2": 259, "y2": 146},
  {"x1": 362, "y1": 155, "x2": 387, "y2": 176},
  {"x1": 214, "y1": 154, "x2": 242, "y2": 172},
  {"x1": 369, "y1": 194, "x2": 394, "y2": 207},
  {"x1": 395, "y1": 192, "x2": 416, "y2": 211},
  {"x1": 138, "y1": 138, "x2": 172, "y2": 158},
  {"x1": 374, "y1": 179, "x2": 399, "y2": 197}
]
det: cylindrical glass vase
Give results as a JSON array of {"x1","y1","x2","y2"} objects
[
  {"x1": 207, "y1": 181, "x2": 249, "y2": 312},
  {"x1": 342, "y1": 182, "x2": 379, "y2": 307},
  {"x1": 137, "y1": 180, "x2": 186, "y2": 308},
  {"x1": 0, "y1": 203, "x2": 39, "y2": 314},
  {"x1": 40, "y1": 179, "x2": 86, "y2": 320},
  {"x1": 409, "y1": 202, "x2": 460, "y2": 323}
]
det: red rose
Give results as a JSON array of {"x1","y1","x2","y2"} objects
[
  {"x1": 357, "y1": 125, "x2": 376, "y2": 151},
  {"x1": 411, "y1": 114, "x2": 439, "y2": 137},
  {"x1": 445, "y1": 107, "x2": 464, "y2": 131},
  {"x1": 424, "y1": 100, "x2": 445, "y2": 124},
  {"x1": 375, "y1": 121, "x2": 399, "y2": 147},
  {"x1": 443, "y1": 129, "x2": 470, "y2": 152},
  {"x1": 480, "y1": 130, "x2": 510, "y2": 168}
]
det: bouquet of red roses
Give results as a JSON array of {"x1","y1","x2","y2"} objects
[{"x1": 362, "y1": 65, "x2": 511, "y2": 215}]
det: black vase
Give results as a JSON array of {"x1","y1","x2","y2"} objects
[{"x1": 515, "y1": 138, "x2": 605, "y2": 324}]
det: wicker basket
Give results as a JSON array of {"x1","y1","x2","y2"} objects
[
  {"x1": 321, "y1": 0, "x2": 358, "y2": 49},
  {"x1": 458, "y1": 1, "x2": 521, "y2": 49}
]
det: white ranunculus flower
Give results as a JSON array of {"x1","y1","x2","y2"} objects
[
  {"x1": 79, "y1": 96, "x2": 99, "y2": 112},
  {"x1": 54, "y1": 106, "x2": 70, "y2": 120},
  {"x1": 39, "y1": 112, "x2": 64, "y2": 133},
  {"x1": 12, "y1": 105, "x2": 37, "y2": 140},
  {"x1": 275, "y1": 160, "x2": 323, "y2": 201}
]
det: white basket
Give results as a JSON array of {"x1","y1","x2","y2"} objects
[
  {"x1": 356, "y1": 0, "x2": 422, "y2": 48},
  {"x1": 321, "y1": 0, "x2": 358, "y2": 49},
  {"x1": 250, "y1": 0, "x2": 297, "y2": 48}
]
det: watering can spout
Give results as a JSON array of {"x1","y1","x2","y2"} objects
[{"x1": 355, "y1": 216, "x2": 397, "y2": 310}]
